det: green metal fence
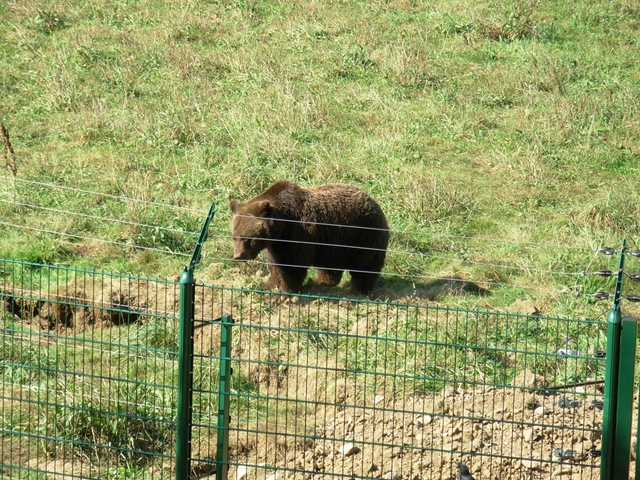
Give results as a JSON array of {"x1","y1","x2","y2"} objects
[
  {"x1": 1, "y1": 256, "x2": 636, "y2": 479},
  {"x1": 191, "y1": 286, "x2": 608, "y2": 480},
  {"x1": 1, "y1": 259, "x2": 180, "y2": 479}
]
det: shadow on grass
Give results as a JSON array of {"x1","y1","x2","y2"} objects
[
  {"x1": 300, "y1": 275, "x2": 491, "y2": 304},
  {"x1": 373, "y1": 276, "x2": 491, "y2": 303}
]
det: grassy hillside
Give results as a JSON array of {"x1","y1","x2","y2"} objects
[{"x1": 1, "y1": 0, "x2": 639, "y2": 316}]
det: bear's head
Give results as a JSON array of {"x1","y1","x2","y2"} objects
[{"x1": 229, "y1": 198, "x2": 279, "y2": 261}]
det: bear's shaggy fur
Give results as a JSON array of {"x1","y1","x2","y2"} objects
[{"x1": 230, "y1": 181, "x2": 389, "y2": 294}]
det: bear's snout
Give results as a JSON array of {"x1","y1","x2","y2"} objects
[
  {"x1": 232, "y1": 248, "x2": 249, "y2": 261},
  {"x1": 232, "y1": 242, "x2": 255, "y2": 261}
]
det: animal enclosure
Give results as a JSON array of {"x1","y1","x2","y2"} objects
[{"x1": 0, "y1": 258, "x2": 617, "y2": 479}]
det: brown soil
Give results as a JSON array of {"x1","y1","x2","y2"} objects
[
  {"x1": 186, "y1": 363, "x2": 606, "y2": 480},
  {"x1": 1, "y1": 279, "x2": 613, "y2": 480}
]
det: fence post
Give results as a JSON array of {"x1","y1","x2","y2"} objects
[
  {"x1": 615, "y1": 316, "x2": 637, "y2": 476},
  {"x1": 600, "y1": 240, "x2": 633, "y2": 480},
  {"x1": 216, "y1": 314, "x2": 233, "y2": 480},
  {"x1": 176, "y1": 266, "x2": 196, "y2": 480},
  {"x1": 175, "y1": 202, "x2": 216, "y2": 480}
]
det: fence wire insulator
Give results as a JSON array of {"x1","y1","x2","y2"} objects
[
  {"x1": 558, "y1": 396, "x2": 582, "y2": 409},
  {"x1": 597, "y1": 247, "x2": 616, "y2": 255},
  {"x1": 627, "y1": 273, "x2": 640, "y2": 280},
  {"x1": 556, "y1": 348, "x2": 581, "y2": 357},
  {"x1": 553, "y1": 448, "x2": 577, "y2": 460},
  {"x1": 630, "y1": 249, "x2": 640, "y2": 257},
  {"x1": 594, "y1": 269, "x2": 613, "y2": 277},
  {"x1": 594, "y1": 291, "x2": 611, "y2": 300},
  {"x1": 625, "y1": 294, "x2": 640, "y2": 303}
]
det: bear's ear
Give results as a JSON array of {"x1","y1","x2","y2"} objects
[
  {"x1": 256, "y1": 200, "x2": 271, "y2": 218},
  {"x1": 230, "y1": 199, "x2": 238, "y2": 213}
]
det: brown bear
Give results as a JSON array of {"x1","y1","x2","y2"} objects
[{"x1": 229, "y1": 181, "x2": 389, "y2": 295}]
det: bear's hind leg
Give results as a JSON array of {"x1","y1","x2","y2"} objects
[
  {"x1": 314, "y1": 269, "x2": 343, "y2": 287},
  {"x1": 349, "y1": 271, "x2": 381, "y2": 295}
]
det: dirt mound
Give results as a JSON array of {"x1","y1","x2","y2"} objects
[
  {"x1": 208, "y1": 379, "x2": 605, "y2": 480},
  {"x1": 1, "y1": 278, "x2": 180, "y2": 332}
]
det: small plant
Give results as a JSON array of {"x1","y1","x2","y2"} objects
[
  {"x1": 336, "y1": 45, "x2": 377, "y2": 79},
  {"x1": 35, "y1": 9, "x2": 66, "y2": 34}
]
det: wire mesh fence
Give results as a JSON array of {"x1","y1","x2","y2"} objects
[
  {"x1": 1, "y1": 259, "x2": 611, "y2": 479},
  {"x1": 0, "y1": 259, "x2": 180, "y2": 479},
  {"x1": 192, "y1": 286, "x2": 608, "y2": 480}
]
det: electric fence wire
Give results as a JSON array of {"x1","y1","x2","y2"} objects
[
  {"x1": 557, "y1": 243, "x2": 632, "y2": 351},
  {"x1": 0, "y1": 199, "x2": 201, "y2": 237},
  {"x1": 207, "y1": 231, "x2": 587, "y2": 277},
  {"x1": 0, "y1": 220, "x2": 191, "y2": 258},
  {"x1": 0, "y1": 217, "x2": 588, "y2": 295},
  {"x1": 0, "y1": 176, "x2": 599, "y2": 295},
  {"x1": 1, "y1": 176, "x2": 207, "y2": 214},
  {"x1": 0, "y1": 194, "x2": 591, "y2": 277},
  {"x1": 1, "y1": 175, "x2": 598, "y2": 250},
  {"x1": 202, "y1": 254, "x2": 585, "y2": 296},
  {"x1": 0, "y1": 186, "x2": 591, "y2": 270}
]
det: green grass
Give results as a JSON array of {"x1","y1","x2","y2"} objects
[
  {"x1": 1, "y1": 4, "x2": 637, "y2": 476},
  {"x1": 1, "y1": 0, "x2": 639, "y2": 316},
  {"x1": 0, "y1": 317, "x2": 64, "y2": 385},
  {"x1": 1, "y1": 310, "x2": 176, "y2": 476}
]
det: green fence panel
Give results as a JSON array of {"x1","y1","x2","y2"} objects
[
  {"x1": 0, "y1": 259, "x2": 180, "y2": 479},
  {"x1": 190, "y1": 286, "x2": 608, "y2": 480},
  {"x1": 0, "y1": 258, "x2": 622, "y2": 480}
]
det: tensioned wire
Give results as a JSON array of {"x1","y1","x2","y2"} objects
[
  {"x1": 0, "y1": 198, "x2": 200, "y2": 237},
  {"x1": 0, "y1": 223, "x2": 596, "y2": 298},
  {"x1": 5, "y1": 259, "x2": 546, "y2": 323},
  {"x1": 1, "y1": 175, "x2": 601, "y2": 249},
  {"x1": 0, "y1": 220, "x2": 192, "y2": 257},
  {"x1": 0, "y1": 199, "x2": 595, "y2": 281},
  {"x1": 1, "y1": 182, "x2": 608, "y2": 295},
  {"x1": 0, "y1": 221, "x2": 582, "y2": 293},
  {"x1": 207, "y1": 231, "x2": 587, "y2": 276},
  {"x1": 1, "y1": 176, "x2": 614, "y2": 297},
  {"x1": 2, "y1": 176, "x2": 204, "y2": 213},
  {"x1": 0, "y1": 219, "x2": 592, "y2": 286},
  {"x1": 202, "y1": 255, "x2": 587, "y2": 296}
]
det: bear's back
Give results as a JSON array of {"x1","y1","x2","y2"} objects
[{"x1": 256, "y1": 180, "x2": 388, "y2": 242}]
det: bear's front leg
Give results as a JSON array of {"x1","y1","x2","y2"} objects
[
  {"x1": 265, "y1": 250, "x2": 307, "y2": 293},
  {"x1": 276, "y1": 265, "x2": 308, "y2": 293}
]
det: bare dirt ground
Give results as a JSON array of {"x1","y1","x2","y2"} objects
[
  {"x1": 198, "y1": 366, "x2": 606, "y2": 480},
  {"x1": 2, "y1": 277, "x2": 614, "y2": 480}
]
